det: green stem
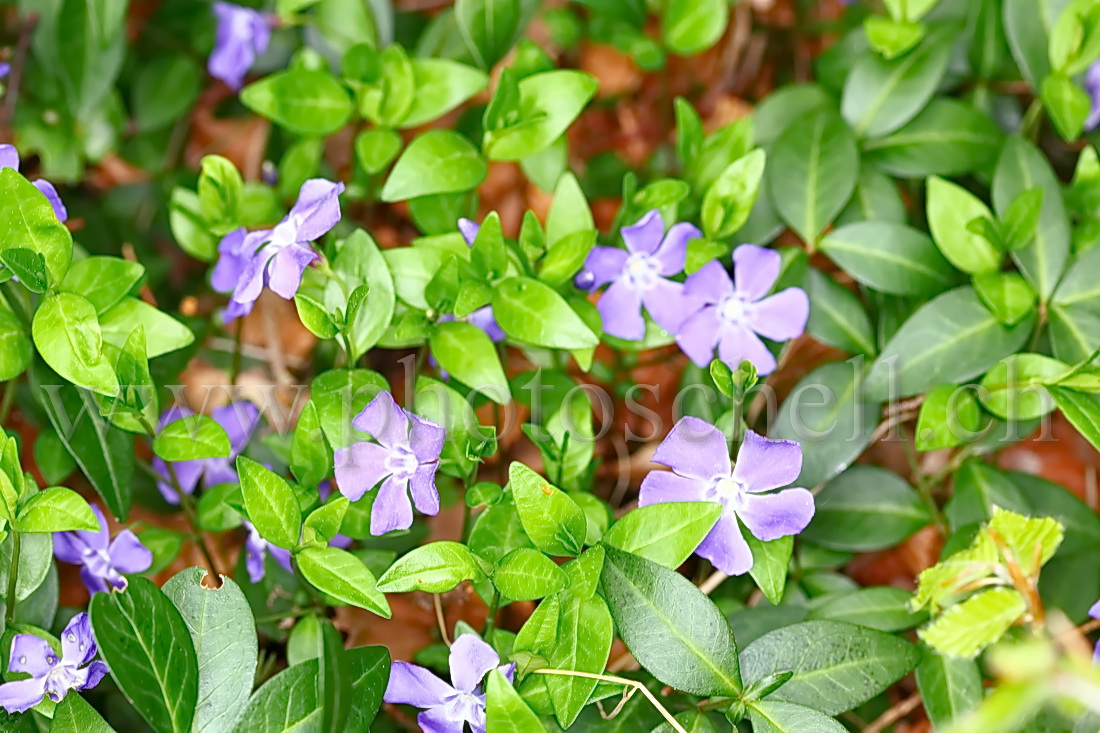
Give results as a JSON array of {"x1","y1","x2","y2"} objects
[
  {"x1": 482, "y1": 590, "x2": 500, "y2": 638},
  {"x1": 1021, "y1": 98, "x2": 1044, "y2": 142},
  {"x1": 0, "y1": 382, "x2": 16, "y2": 425},
  {"x1": 6, "y1": 530, "x2": 19, "y2": 623}
]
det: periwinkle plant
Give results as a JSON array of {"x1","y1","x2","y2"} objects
[{"x1": 0, "y1": 0, "x2": 1098, "y2": 731}]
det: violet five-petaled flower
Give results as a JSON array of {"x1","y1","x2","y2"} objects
[
  {"x1": 243, "y1": 520, "x2": 293, "y2": 583},
  {"x1": 208, "y1": 2, "x2": 271, "y2": 91},
  {"x1": 333, "y1": 391, "x2": 445, "y2": 536},
  {"x1": 384, "y1": 633, "x2": 515, "y2": 733},
  {"x1": 0, "y1": 144, "x2": 67, "y2": 223},
  {"x1": 153, "y1": 402, "x2": 261, "y2": 504},
  {"x1": 1090, "y1": 599, "x2": 1100, "y2": 663},
  {"x1": 54, "y1": 505, "x2": 153, "y2": 596},
  {"x1": 639, "y1": 418, "x2": 814, "y2": 576},
  {"x1": 212, "y1": 178, "x2": 345, "y2": 321},
  {"x1": 1085, "y1": 61, "x2": 1100, "y2": 132},
  {"x1": 0, "y1": 613, "x2": 108, "y2": 714},
  {"x1": 677, "y1": 244, "x2": 808, "y2": 375},
  {"x1": 581, "y1": 209, "x2": 700, "y2": 341}
]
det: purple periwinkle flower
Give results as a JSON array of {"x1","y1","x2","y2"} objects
[
  {"x1": 1085, "y1": 61, "x2": 1100, "y2": 131},
  {"x1": 334, "y1": 391, "x2": 444, "y2": 536},
  {"x1": 209, "y1": 2, "x2": 271, "y2": 91},
  {"x1": 0, "y1": 144, "x2": 66, "y2": 223},
  {"x1": 384, "y1": 633, "x2": 515, "y2": 733},
  {"x1": 676, "y1": 244, "x2": 808, "y2": 375},
  {"x1": 0, "y1": 63, "x2": 9, "y2": 79},
  {"x1": 53, "y1": 505, "x2": 153, "y2": 595},
  {"x1": 153, "y1": 402, "x2": 261, "y2": 504},
  {"x1": 212, "y1": 178, "x2": 344, "y2": 321},
  {"x1": 580, "y1": 209, "x2": 700, "y2": 341},
  {"x1": 0, "y1": 614, "x2": 108, "y2": 714},
  {"x1": 639, "y1": 419, "x2": 814, "y2": 576},
  {"x1": 1090, "y1": 599, "x2": 1100, "y2": 663},
  {"x1": 243, "y1": 520, "x2": 293, "y2": 582}
]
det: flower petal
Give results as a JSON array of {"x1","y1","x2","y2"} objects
[
  {"x1": 384, "y1": 661, "x2": 455, "y2": 707},
  {"x1": 351, "y1": 391, "x2": 409, "y2": 450},
  {"x1": 718, "y1": 322, "x2": 777, "y2": 375},
  {"x1": 244, "y1": 524, "x2": 267, "y2": 582},
  {"x1": 746, "y1": 288, "x2": 809, "y2": 341},
  {"x1": 652, "y1": 222, "x2": 700, "y2": 276},
  {"x1": 449, "y1": 634, "x2": 500, "y2": 694},
  {"x1": 212, "y1": 402, "x2": 261, "y2": 455},
  {"x1": 683, "y1": 260, "x2": 733, "y2": 305},
  {"x1": 641, "y1": 278, "x2": 693, "y2": 334},
  {"x1": 8, "y1": 634, "x2": 55, "y2": 676},
  {"x1": 267, "y1": 244, "x2": 318, "y2": 300},
  {"x1": 652, "y1": 416, "x2": 731, "y2": 480},
  {"x1": 289, "y1": 179, "x2": 345, "y2": 243},
  {"x1": 108, "y1": 531, "x2": 154, "y2": 575},
  {"x1": 732, "y1": 429, "x2": 803, "y2": 493},
  {"x1": 738, "y1": 488, "x2": 815, "y2": 542},
  {"x1": 621, "y1": 210, "x2": 664, "y2": 255},
  {"x1": 0, "y1": 144, "x2": 19, "y2": 170},
  {"x1": 597, "y1": 277, "x2": 645, "y2": 341},
  {"x1": 639, "y1": 469, "x2": 707, "y2": 506},
  {"x1": 733, "y1": 244, "x2": 780, "y2": 302},
  {"x1": 458, "y1": 218, "x2": 480, "y2": 245},
  {"x1": 409, "y1": 463, "x2": 441, "y2": 517},
  {"x1": 582, "y1": 247, "x2": 628, "y2": 290},
  {"x1": 418, "y1": 705, "x2": 466, "y2": 733},
  {"x1": 83, "y1": 660, "x2": 109, "y2": 690},
  {"x1": 32, "y1": 180, "x2": 67, "y2": 223},
  {"x1": 333, "y1": 442, "x2": 392, "y2": 502},
  {"x1": 61, "y1": 613, "x2": 97, "y2": 668},
  {"x1": 409, "y1": 414, "x2": 445, "y2": 464},
  {"x1": 676, "y1": 306, "x2": 722, "y2": 367},
  {"x1": 0, "y1": 677, "x2": 46, "y2": 714},
  {"x1": 697, "y1": 511, "x2": 754, "y2": 576},
  {"x1": 370, "y1": 474, "x2": 414, "y2": 535},
  {"x1": 1090, "y1": 599, "x2": 1100, "y2": 620}
]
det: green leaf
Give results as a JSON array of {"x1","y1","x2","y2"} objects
[
  {"x1": 197, "y1": 155, "x2": 243, "y2": 235},
  {"x1": 486, "y1": 668, "x2": 543, "y2": 730},
  {"x1": 700, "y1": 149, "x2": 766, "y2": 239},
  {"x1": 802, "y1": 466, "x2": 930, "y2": 552},
  {"x1": 50, "y1": 693, "x2": 113, "y2": 733},
  {"x1": 484, "y1": 71, "x2": 598, "y2": 161},
  {"x1": 820, "y1": 221, "x2": 957, "y2": 297},
  {"x1": 294, "y1": 294, "x2": 338, "y2": 339},
  {"x1": 864, "y1": 16, "x2": 925, "y2": 58},
  {"x1": 377, "y1": 541, "x2": 490, "y2": 593},
  {"x1": 493, "y1": 276, "x2": 599, "y2": 350},
  {"x1": 31, "y1": 365, "x2": 134, "y2": 520},
  {"x1": 235, "y1": 659, "x2": 322, "y2": 733},
  {"x1": 545, "y1": 172, "x2": 595, "y2": 247},
  {"x1": 661, "y1": 0, "x2": 728, "y2": 56},
  {"x1": 974, "y1": 271, "x2": 1038, "y2": 327},
  {"x1": 804, "y1": 269, "x2": 876, "y2": 356},
  {"x1": 808, "y1": 586, "x2": 927, "y2": 631},
  {"x1": 915, "y1": 646, "x2": 983, "y2": 728},
  {"x1": 841, "y1": 27, "x2": 955, "y2": 137},
  {"x1": 290, "y1": 402, "x2": 331, "y2": 490},
  {"x1": 359, "y1": 45, "x2": 415, "y2": 127},
  {"x1": 1050, "y1": 387, "x2": 1100, "y2": 454},
  {"x1": 154, "y1": 414, "x2": 231, "y2": 462},
  {"x1": 33, "y1": 292, "x2": 118, "y2": 397},
  {"x1": 0, "y1": 532, "x2": 52, "y2": 602},
  {"x1": 602, "y1": 502, "x2": 721, "y2": 569},
  {"x1": 766, "y1": 109, "x2": 858, "y2": 245},
  {"x1": 380, "y1": 130, "x2": 486, "y2": 202},
  {"x1": 456, "y1": 0, "x2": 526, "y2": 69},
  {"x1": 98, "y1": 298, "x2": 195, "y2": 359},
  {"x1": 1, "y1": 248, "x2": 48, "y2": 293},
  {"x1": 600, "y1": 546, "x2": 741, "y2": 696},
  {"x1": 492, "y1": 547, "x2": 567, "y2": 600},
  {"x1": 945, "y1": 460, "x2": 1030, "y2": 530},
  {"x1": 90, "y1": 577, "x2": 199, "y2": 733},
  {"x1": 864, "y1": 98, "x2": 1004, "y2": 177},
  {"x1": 296, "y1": 545, "x2": 391, "y2": 617},
  {"x1": 403, "y1": 59, "x2": 488, "y2": 128},
  {"x1": 509, "y1": 462, "x2": 587, "y2": 556},
  {"x1": 345, "y1": 645, "x2": 390, "y2": 730},
  {"x1": 748, "y1": 700, "x2": 848, "y2": 733},
  {"x1": 740, "y1": 620, "x2": 919, "y2": 715},
  {"x1": 354, "y1": 128, "x2": 402, "y2": 175},
  {"x1": 237, "y1": 457, "x2": 301, "y2": 550},
  {"x1": 746, "y1": 531, "x2": 793, "y2": 606},
  {"x1": 0, "y1": 302, "x2": 31, "y2": 381},
  {"x1": 916, "y1": 384, "x2": 984, "y2": 452},
  {"x1": 332, "y1": 230, "x2": 396, "y2": 362},
  {"x1": 170, "y1": 187, "x2": 218, "y2": 262},
  {"x1": 14, "y1": 487, "x2": 97, "y2": 533},
  {"x1": 925, "y1": 176, "x2": 1001, "y2": 275},
  {"x1": 1042, "y1": 71, "x2": 1090, "y2": 140},
  {"x1": 240, "y1": 69, "x2": 353, "y2": 136},
  {"x1": 162, "y1": 568, "x2": 257, "y2": 733},
  {"x1": 992, "y1": 136, "x2": 1071, "y2": 302},
  {"x1": 919, "y1": 587, "x2": 1028, "y2": 658},
  {"x1": 60, "y1": 256, "x2": 145, "y2": 314},
  {"x1": 0, "y1": 168, "x2": 73, "y2": 287},
  {"x1": 979, "y1": 353, "x2": 1063, "y2": 421},
  {"x1": 430, "y1": 321, "x2": 510, "y2": 404},
  {"x1": 864, "y1": 286, "x2": 1035, "y2": 401},
  {"x1": 1004, "y1": 0, "x2": 1057, "y2": 86}
]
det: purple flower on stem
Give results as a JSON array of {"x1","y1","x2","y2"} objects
[
  {"x1": 243, "y1": 520, "x2": 293, "y2": 582},
  {"x1": 384, "y1": 633, "x2": 515, "y2": 733},
  {"x1": 1085, "y1": 61, "x2": 1100, "y2": 131},
  {"x1": 334, "y1": 391, "x2": 444, "y2": 536},
  {"x1": 639, "y1": 419, "x2": 814, "y2": 576},
  {"x1": 677, "y1": 244, "x2": 808, "y2": 375},
  {"x1": 53, "y1": 505, "x2": 153, "y2": 595},
  {"x1": 153, "y1": 402, "x2": 261, "y2": 504},
  {"x1": 0, "y1": 63, "x2": 9, "y2": 78},
  {"x1": 212, "y1": 178, "x2": 344, "y2": 321},
  {"x1": 0, "y1": 614, "x2": 108, "y2": 714},
  {"x1": 1090, "y1": 599, "x2": 1100, "y2": 663},
  {"x1": 579, "y1": 209, "x2": 700, "y2": 341},
  {"x1": 209, "y1": 3, "x2": 271, "y2": 91},
  {"x1": 0, "y1": 144, "x2": 67, "y2": 223}
]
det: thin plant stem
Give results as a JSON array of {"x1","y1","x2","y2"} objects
[
  {"x1": 531, "y1": 670, "x2": 686, "y2": 733},
  {"x1": 0, "y1": 382, "x2": 16, "y2": 425},
  {"x1": 6, "y1": 530, "x2": 19, "y2": 623},
  {"x1": 435, "y1": 594, "x2": 451, "y2": 646}
]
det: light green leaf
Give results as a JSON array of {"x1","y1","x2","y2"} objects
[
  {"x1": 237, "y1": 456, "x2": 301, "y2": 550},
  {"x1": 380, "y1": 130, "x2": 486, "y2": 202},
  {"x1": 14, "y1": 487, "x2": 97, "y2": 533},
  {"x1": 492, "y1": 547, "x2": 567, "y2": 601},
  {"x1": 603, "y1": 502, "x2": 721, "y2": 569},
  {"x1": 297, "y1": 545, "x2": 391, "y2": 617},
  {"x1": 430, "y1": 321, "x2": 510, "y2": 404},
  {"x1": 32, "y1": 292, "x2": 118, "y2": 397},
  {"x1": 376, "y1": 541, "x2": 490, "y2": 593},
  {"x1": 240, "y1": 69, "x2": 353, "y2": 136},
  {"x1": 918, "y1": 588, "x2": 1027, "y2": 658},
  {"x1": 508, "y1": 462, "x2": 587, "y2": 556},
  {"x1": 493, "y1": 276, "x2": 599, "y2": 350},
  {"x1": 154, "y1": 414, "x2": 231, "y2": 462}
]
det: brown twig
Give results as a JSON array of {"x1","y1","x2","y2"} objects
[
  {"x1": 0, "y1": 14, "x2": 37, "y2": 139},
  {"x1": 864, "y1": 692, "x2": 922, "y2": 733}
]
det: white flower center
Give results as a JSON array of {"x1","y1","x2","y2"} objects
[
  {"x1": 718, "y1": 296, "x2": 749, "y2": 326},
  {"x1": 707, "y1": 474, "x2": 747, "y2": 510},
  {"x1": 622, "y1": 253, "x2": 660, "y2": 291},
  {"x1": 385, "y1": 447, "x2": 419, "y2": 479}
]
